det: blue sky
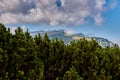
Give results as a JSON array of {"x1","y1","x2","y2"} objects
[{"x1": 0, "y1": 0, "x2": 120, "y2": 45}]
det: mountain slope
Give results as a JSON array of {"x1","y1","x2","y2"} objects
[{"x1": 30, "y1": 29, "x2": 114, "y2": 47}]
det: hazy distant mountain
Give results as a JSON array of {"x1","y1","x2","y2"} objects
[{"x1": 30, "y1": 29, "x2": 114, "y2": 47}]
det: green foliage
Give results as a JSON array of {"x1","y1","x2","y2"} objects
[
  {"x1": 0, "y1": 24, "x2": 120, "y2": 80},
  {"x1": 63, "y1": 66, "x2": 83, "y2": 80}
]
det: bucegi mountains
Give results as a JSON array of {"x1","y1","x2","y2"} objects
[{"x1": 31, "y1": 29, "x2": 114, "y2": 47}]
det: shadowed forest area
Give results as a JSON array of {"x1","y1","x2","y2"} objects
[{"x1": 0, "y1": 24, "x2": 120, "y2": 80}]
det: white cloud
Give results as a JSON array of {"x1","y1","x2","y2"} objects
[
  {"x1": 0, "y1": 0, "x2": 116, "y2": 26},
  {"x1": 95, "y1": 0, "x2": 106, "y2": 11},
  {"x1": 21, "y1": 25, "x2": 27, "y2": 32},
  {"x1": 61, "y1": 0, "x2": 65, "y2": 6},
  {"x1": 9, "y1": 27, "x2": 17, "y2": 34},
  {"x1": 9, "y1": 25, "x2": 27, "y2": 34},
  {"x1": 94, "y1": 14, "x2": 103, "y2": 25}
]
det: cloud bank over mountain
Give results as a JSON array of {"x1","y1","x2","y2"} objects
[{"x1": 0, "y1": 0, "x2": 116, "y2": 26}]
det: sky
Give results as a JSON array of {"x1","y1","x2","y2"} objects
[{"x1": 0, "y1": 0, "x2": 120, "y2": 45}]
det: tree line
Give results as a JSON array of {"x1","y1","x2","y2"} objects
[{"x1": 0, "y1": 23, "x2": 120, "y2": 80}]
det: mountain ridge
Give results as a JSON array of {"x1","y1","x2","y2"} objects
[{"x1": 30, "y1": 29, "x2": 114, "y2": 47}]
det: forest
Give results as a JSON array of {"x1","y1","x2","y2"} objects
[{"x1": 0, "y1": 23, "x2": 120, "y2": 80}]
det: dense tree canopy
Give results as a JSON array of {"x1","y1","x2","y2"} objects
[{"x1": 0, "y1": 23, "x2": 120, "y2": 80}]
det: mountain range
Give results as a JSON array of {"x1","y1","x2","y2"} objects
[{"x1": 30, "y1": 29, "x2": 114, "y2": 47}]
